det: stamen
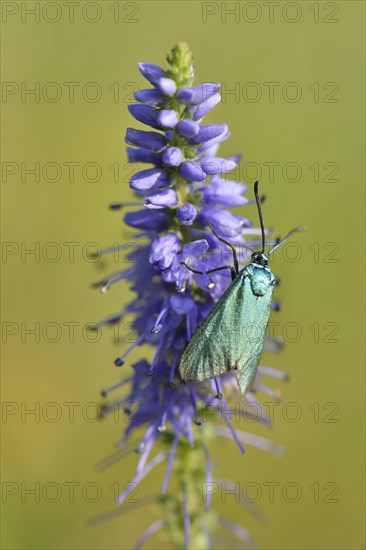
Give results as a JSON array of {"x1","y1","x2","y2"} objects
[
  {"x1": 168, "y1": 349, "x2": 180, "y2": 386},
  {"x1": 109, "y1": 201, "x2": 143, "y2": 210},
  {"x1": 186, "y1": 314, "x2": 192, "y2": 341},
  {"x1": 162, "y1": 437, "x2": 179, "y2": 493},
  {"x1": 88, "y1": 495, "x2": 157, "y2": 527},
  {"x1": 252, "y1": 382, "x2": 282, "y2": 401},
  {"x1": 132, "y1": 519, "x2": 165, "y2": 550},
  {"x1": 217, "y1": 517, "x2": 253, "y2": 545},
  {"x1": 100, "y1": 376, "x2": 132, "y2": 397},
  {"x1": 114, "y1": 334, "x2": 144, "y2": 366},
  {"x1": 263, "y1": 335, "x2": 284, "y2": 353},
  {"x1": 182, "y1": 482, "x2": 190, "y2": 549},
  {"x1": 157, "y1": 393, "x2": 174, "y2": 433},
  {"x1": 92, "y1": 267, "x2": 132, "y2": 292},
  {"x1": 213, "y1": 378, "x2": 222, "y2": 399},
  {"x1": 89, "y1": 244, "x2": 129, "y2": 259},
  {"x1": 93, "y1": 313, "x2": 122, "y2": 330},
  {"x1": 190, "y1": 388, "x2": 202, "y2": 425},
  {"x1": 100, "y1": 272, "x2": 130, "y2": 293},
  {"x1": 146, "y1": 338, "x2": 165, "y2": 375},
  {"x1": 96, "y1": 438, "x2": 139, "y2": 472},
  {"x1": 136, "y1": 425, "x2": 157, "y2": 474},
  {"x1": 203, "y1": 446, "x2": 212, "y2": 512},
  {"x1": 151, "y1": 307, "x2": 168, "y2": 334},
  {"x1": 258, "y1": 366, "x2": 289, "y2": 381}
]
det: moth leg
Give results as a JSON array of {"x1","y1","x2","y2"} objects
[
  {"x1": 207, "y1": 265, "x2": 236, "y2": 281},
  {"x1": 180, "y1": 262, "x2": 236, "y2": 282},
  {"x1": 204, "y1": 222, "x2": 239, "y2": 275},
  {"x1": 180, "y1": 262, "x2": 205, "y2": 275}
]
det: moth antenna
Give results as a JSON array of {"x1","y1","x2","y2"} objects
[
  {"x1": 202, "y1": 219, "x2": 239, "y2": 274},
  {"x1": 267, "y1": 226, "x2": 306, "y2": 255},
  {"x1": 254, "y1": 181, "x2": 266, "y2": 253},
  {"x1": 203, "y1": 219, "x2": 255, "y2": 256}
]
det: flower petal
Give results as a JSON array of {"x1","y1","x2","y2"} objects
[
  {"x1": 179, "y1": 161, "x2": 206, "y2": 182},
  {"x1": 157, "y1": 77, "x2": 177, "y2": 96},
  {"x1": 149, "y1": 234, "x2": 180, "y2": 269},
  {"x1": 201, "y1": 157, "x2": 237, "y2": 175},
  {"x1": 189, "y1": 124, "x2": 228, "y2": 145},
  {"x1": 128, "y1": 104, "x2": 161, "y2": 129},
  {"x1": 177, "y1": 83, "x2": 220, "y2": 105},
  {"x1": 162, "y1": 146, "x2": 184, "y2": 167},
  {"x1": 126, "y1": 147, "x2": 162, "y2": 166},
  {"x1": 125, "y1": 128, "x2": 167, "y2": 152},
  {"x1": 176, "y1": 119, "x2": 200, "y2": 138},
  {"x1": 201, "y1": 177, "x2": 248, "y2": 206},
  {"x1": 176, "y1": 203, "x2": 197, "y2": 226},
  {"x1": 201, "y1": 207, "x2": 251, "y2": 237},
  {"x1": 189, "y1": 93, "x2": 221, "y2": 120},
  {"x1": 124, "y1": 209, "x2": 169, "y2": 231},
  {"x1": 130, "y1": 168, "x2": 170, "y2": 191},
  {"x1": 145, "y1": 189, "x2": 178, "y2": 209},
  {"x1": 138, "y1": 62, "x2": 164, "y2": 85},
  {"x1": 156, "y1": 110, "x2": 179, "y2": 129},
  {"x1": 134, "y1": 89, "x2": 164, "y2": 106}
]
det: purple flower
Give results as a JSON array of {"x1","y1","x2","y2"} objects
[
  {"x1": 200, "y1": 176, "x2": 248, "y2": 207},
  {"x1": 189, "y1": 123, "x2": 229, "y2": 145},
  {"x1": 126, "y1": 147, "x2": 162, "y2": 166},
  {"x1": 124, "y1": 209, "x2": 168, "y2": 231},
  {"x1": 201, "y1": 157, "x2": 237, "y2": 175},
  {"x1": 179, "y1": 161, "x2": 206, "y2": 182},
  {"x1": 129, "y1": 168, "x2": 170, "y2": 191},
  {"x1": 177, "y1": 203, "x2": 197, "y2": 226},
  {"x1": 201, "y1": 206, "x2": 251, "y2": 237},
  {"x1": 157, "y1": 77, "x2": 177, "y2": 96},
  {"x1": 156, "y1": 109, "x2": 179, "y2": 129},
  {"x1": 176, "y1": 119, "x2": 200, "y2": 137},
  {"x1": 144, "y1": 188, "x2": 178, "y2": 209},
  {"x1": 128, "y1": 104, "x2": 162, "y2": 129},
  {"x1": 162, "y1": 146, "x2": 184, "y2": 167},
  {"x1": 97, "y1": 43, "x2": 288, "y2": 550},
  {"x1": 125, "y1": 128, "x2": 167, "y2": 151},
  {"x1": 138, "y1": 62, "x2": 164, "y2": 85},
  {"x1": 128, "y1": 105, "x2": 178, "y2": 130},
  {"x1": 189, "y1": 92, "x2": 222, "y2": 120},
  {"x1": 134, "y1": 88, "x2": 165, "y2": 106},
  {"x1": 149, "y1": 234, "x2": 181, "y2": 270},
  {"x1": 177, "y1": 82, "x2": 220, "y2": 104}
]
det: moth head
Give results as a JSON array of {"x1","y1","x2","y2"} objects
[{"x1": 251, "y1": 252, "x2": 269, "y2": 267}]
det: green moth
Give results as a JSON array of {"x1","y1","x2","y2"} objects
[{"x1": 179, "y1": 182, "x2": 304, "y2": 395}]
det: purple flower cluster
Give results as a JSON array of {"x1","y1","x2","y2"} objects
[{"x1": 97, "y1": 44, "x2": 286, "y2": 548}]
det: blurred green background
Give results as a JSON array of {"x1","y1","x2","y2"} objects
[{"x1": 1, "y1": 1, "x2": 365, "y2": 548}]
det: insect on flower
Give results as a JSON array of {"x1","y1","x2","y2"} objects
[
  {"x1": 95, "y1": 44, "x2": 303, "y2": 548},
  {"x1": 179, "y1": 181, "x2": 305, "y2": 394}
]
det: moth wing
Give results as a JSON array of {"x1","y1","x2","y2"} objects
[
  {"x1": 179, "y1": 273, "x2": 247, "y2": 383},
  {"x1": 234, "y1": 278, "x2": 275, "y2": 394},
  {"x1": 235, "y1": 346, "x2": 263, "y2": 395},
  {"x1": 179, "y1": 270, "x2": 275, "y2": 395}
]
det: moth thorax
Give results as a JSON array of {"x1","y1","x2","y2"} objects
[{"x1": 249, "y1": 266, "x2": 273, "y2": 297}]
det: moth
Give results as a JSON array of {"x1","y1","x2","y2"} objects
[{"x1": 179, "y1": 182, "x2": 304, "y2": 395}]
